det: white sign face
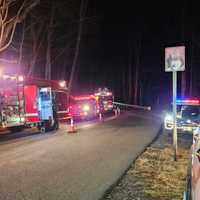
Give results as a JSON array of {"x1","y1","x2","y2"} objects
[{"x1": 165, "y1": 46, "x2": 185, "y2": 72}]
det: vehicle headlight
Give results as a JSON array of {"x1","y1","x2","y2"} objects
[
  {"x1": 83, "y1": 105, "x2": 90, "y2": 111},
  {"x1": 165, "y1": 114, "x2": 173, "y2": 122}
]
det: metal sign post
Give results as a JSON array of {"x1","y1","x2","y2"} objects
[
  {"x1": 165, "y1": 46, "x2": 185, "y2": 161},
  {"x1": 172, "y1": 70, "x2": 178, "y2": 161}
]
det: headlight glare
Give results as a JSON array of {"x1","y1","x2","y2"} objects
[{"x1": 165, "y1": 114, "x2": 173, "y2": 122}]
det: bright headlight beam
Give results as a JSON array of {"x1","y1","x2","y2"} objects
[
  {"x1": 83, "y1": 105, "x2": 90, "y2": 111},
  {"x1": 165, "y1": 114, "x2": 173, "y2": 121}
]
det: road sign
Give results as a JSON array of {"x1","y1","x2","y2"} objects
[
  {"x1": 165, "y1": 46, "x2": 185, "y2": 161},
  {"x1": 165, "y1": 46, "x2": 185, "y2": 72}
]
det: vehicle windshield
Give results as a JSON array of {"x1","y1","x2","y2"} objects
[{"x1": 182, "y1": 105, "x2": 200, "y2": 118}]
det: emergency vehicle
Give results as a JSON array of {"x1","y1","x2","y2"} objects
[
  {"x1": 164, "y1": 99, "x2": 200, "y2": 133},
  {"x1": 68, "y1": 95, "x2": 99, "y2": 119},
  {"x1": 0, "y1": 75, "x2": 69, "y2": 133},
  {"x1": 94, "y1": 88, "x2": 114, "y2": 113}
]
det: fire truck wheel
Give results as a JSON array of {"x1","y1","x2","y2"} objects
[
  {"x1": 40, "y1": 126, "x2": 46, "y2": 133},
  {"x1": 50, "y1": 120, "x2": 59, "y2": 131},
  {"x1": 8, "y1": 126, "x2": 24, "y2": 133}
]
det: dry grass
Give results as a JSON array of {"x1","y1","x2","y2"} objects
[
  {"x1": 132, "y1": 145, "x2": 189, "y2": 200},
  {"x1": 105, "y1": 131, "x2": 192, "y2": 200}
]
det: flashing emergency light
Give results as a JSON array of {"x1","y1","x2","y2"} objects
[
  {"x1": 176, "y1": 99, "x2": 200, "y2": 105},
  {"x1": 1, "y1": 75, "x2": 24, "y2": 81},
  {"x1": 95, "y1": 91, "x2": 112, "y2": 96},
  {"x1": 3, "y1": 75, "x2": 9, "y2": 79},
  {"x1": 94, "y1": 87, "x2": 112, "y2": 96},
  {"x1": 10, "y1": 76, "x2": 16, "y2": 80},
  {"x1": 83, "y1": 112, "x2": 88, "y2": 116},
  {"x1": 18, "y1": 76, "x2": 24, "y2": 82},
  {"x1": 74, "y1": 95, "x2": 95, "y2": 101},
  {"x1": 106, "y1": 92, "x2": 112, "y2": 96},
  {"x1": 83, "y1": 104, "x2": 90, "y2": 111},
  {"x1": 59, "y1": 81, "x2": 66, "y2": 88}
]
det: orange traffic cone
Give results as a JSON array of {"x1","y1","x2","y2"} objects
[{"x1": 68, "y1": 118, "x2": 77, "y2": 133}]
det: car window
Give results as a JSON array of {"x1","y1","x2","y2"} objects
[{"x1": 182, "y1": 106, "x2": 199, "y2": 118}]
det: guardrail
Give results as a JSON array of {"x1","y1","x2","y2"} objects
[{"x1": 114, "y1": 102, "x2": 151, "y2": 111}]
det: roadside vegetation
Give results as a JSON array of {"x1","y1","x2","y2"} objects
[{"x1": 104, "y1": 129, "x2": 192, "y2": 200}]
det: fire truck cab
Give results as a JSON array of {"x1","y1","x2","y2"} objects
[
  {"x1": 0, "y1": 75, "x2": 69, "y2": 133},
  {"x1": 69, "y1": 95, "x2": 99, "y2": 119},
  {"x1": 94, "y1": 88, "x2": 114, "y2": 113}
]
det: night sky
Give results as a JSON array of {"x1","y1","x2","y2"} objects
[
  {"x1": 2, "y1": 0, "x2": 200, "y2": 109},
  {"x1": 90, "y1": 1, "x2": 200, "y2": 107}
]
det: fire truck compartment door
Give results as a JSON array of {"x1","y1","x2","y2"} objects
[
  {"x1": 24, "y1": 85, "x2": 40, "y2": 123},
  {"x1": 38, "y1": 87, "x2": 53, "y2": 120}
]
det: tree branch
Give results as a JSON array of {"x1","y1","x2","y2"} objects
[{"x1": 0, "y1": 0, "x2": 40, "y2": 52}]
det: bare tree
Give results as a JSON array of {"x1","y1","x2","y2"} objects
[
  {"x1": 45, "y1": 2, "x2": 54, "y2": 80},
  {"x1": 181, "y1": 0, "x2": 186, "y2": 97},
  {"x1": 18, "y1": 18, "x2": 25, "y2": 65},
  {"x1": 133, "y1": 38, "x2": 141, "y2": 104},
  {"x1": 68, "y1": 0, "x2": 88, "y2": 95},
  {"x1": 189, "y1": 32, "x2": 194, "y2": 96},
  {"x1": 28, "y1": 18, "x2": 45, "y2": 76},
  {"x1": 128, "y1": 40, "x2": 132, "y2": 103},
  {"x1": 0, "y1": 0, "x2": 40, "y2": 52}
]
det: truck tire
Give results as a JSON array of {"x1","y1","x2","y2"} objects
[
  {"x1": 38, "y1": 123, "x2": 48, "y2": 133},
  {"x1": 49, "y1": 110, "x2": 59, "y2": 131},
  {"x1": 40, "y1": 126, "x2": 46, "y2": 133},
  {"x1": 50, "y1": 119, "x2": 59, "y2": 131}
]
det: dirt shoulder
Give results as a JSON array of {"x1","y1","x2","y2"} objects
[{"x1": 103, "y1": 129, "x2": 192, "y2": 200}]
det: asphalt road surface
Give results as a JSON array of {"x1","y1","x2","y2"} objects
[{"x1": 0, "y1": 111, "x2": 161, "y2": 200}]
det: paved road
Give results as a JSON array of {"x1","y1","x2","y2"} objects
[{"x1": 0, "y1": 111, "x2": 161, "y2": 200}]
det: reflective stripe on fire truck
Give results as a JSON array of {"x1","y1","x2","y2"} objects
[
  {"x1": 25, "y1": 113, "x2": 38, "y2": 117},
  {"x1": 56, "y1": 111, "x2": 68, "y2": 114}
]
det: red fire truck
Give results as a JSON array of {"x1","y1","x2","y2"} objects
[
  {"x1": 68, "y1": 95, "x2": 99, "y2": 119},
  {"x1": 0, "y1": 75, "x2": 69, "y2": 133},
  {"x1": 94, "y1": 88, "x2": 114, "y2": 113}
]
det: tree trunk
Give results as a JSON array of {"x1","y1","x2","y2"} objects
[
  {"x1": 28, "y1": 19, "x2": 37, "y2": 76},
  {"x1": 28, "y1": 19, "x2": 45, "y2": 76},
  {"x1": 68, "y1": 0, "x2": 87, "y2": 96},
  {"x1": 18, "y1": 20, "x2": 25, "y2": 74},
  {"x1": 181, "y1": 0, "x2": 186, "y2": 98},
  {"x1": 133, "y1": 39, "x2": 141, "y2": 104},
  {"x1": 189, "y1": 33, "x2": 194, "y2": 96},
  {"x1": 45, "y1": 3, "x2": 54, "y2": 80},
  {"x1": 128, "y1": 40, "x2": 132, "y2": 103}
]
